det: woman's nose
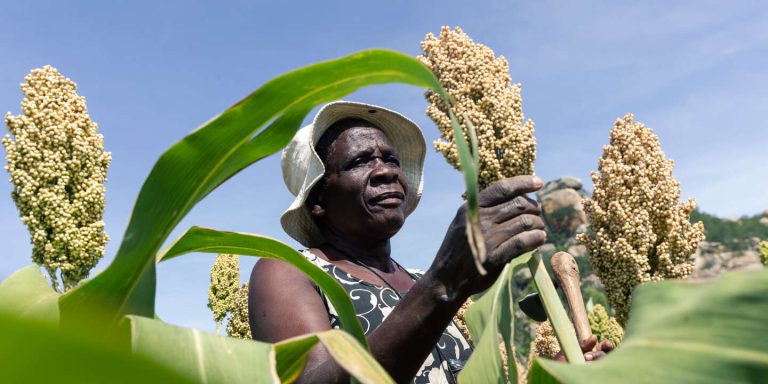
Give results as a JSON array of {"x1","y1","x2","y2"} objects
[{"x1": 369, "y1": 158, "x2": 400, "y2": 185}]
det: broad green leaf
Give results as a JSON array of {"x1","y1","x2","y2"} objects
[
  {"x1": 460, "y1": 263, "x2": 513, "y2": 383},
  {"x1": 125, "y1": 316, "x2": 393, "y2": 384},
  {"x1": 0, "y1": 264, "x2": 59, "y2": 323},
  {"x1": 1, "y1": 312, "x2": 192, "y2": 383},
  {"x1": 529, "y1": 269, "x2": 768, "y2": 383},
  {"x1": 274, "y1": 334, "x2": 318, "y2": 383},
  {"x1": 59, "y1": 49, "x2": 446, "y2": 327},
  {"x1": 528, "y1": 251, "x2": 584, "y2": 364},
  {"x1": 123, "y1": 315, "x2": 278, "y2": 383},
  {"x1": 459, "y1": 251, "x2": 533, "y2": 383},
  {"x1": 275, "y1": 330, "x2": 395, "y2": 384},
  {"x1": 157, "y1": 226, "x2": 367, "y2": 346}
]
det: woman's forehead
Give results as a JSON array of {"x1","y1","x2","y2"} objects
[{"x1": 331, "y1": 126, "x2": 396, "y2": 154}]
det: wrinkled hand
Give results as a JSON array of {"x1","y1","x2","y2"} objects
[
  {"x1": 555, "y1": 335, "x2": 615, "y2": 362},
  {"x1": 429, "y1": 175, "x2": 547, "y2": 300}
]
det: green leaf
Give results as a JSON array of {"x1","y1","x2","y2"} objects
[
  {"x1": 528, "y1": 251, "x2": 584, "y2": 364},
  {"x1": 157, "y1": 226, "x2": 367, "y2": 346},
  {"x1": 59, "y1": 49, "x2": 446, "y2": 327},
  {"x1": 125, "y1": 316, "x2": 393, "y2": 384},
  {"x1": 459, "y1": 251, "x2": 533, "y2": 383},
  {"x1": 275, "y1": 330, "x2": 395, "y2": 384},
  {"x1": 1, "y1": 312, "x2": 192, "y2": 383},
  {"x1": 123, "y1": 315, "x2": 279, "y2": 383},
  {"x1": 449, "y1": 110, "x2": 486, "y2": 274},
  {"x1": 274, "y1": 334, "x2": 318, "y2": 383},
  {"x1": 529, "y1": 269, "x2": 768, "y2": 383},
  {"x1": 0, "y1": 265, "x2": 59, "y2": 323}
]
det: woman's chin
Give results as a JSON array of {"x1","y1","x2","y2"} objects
[{"x1": 368, "y1": 212, "x2": 405, "y2": 237}]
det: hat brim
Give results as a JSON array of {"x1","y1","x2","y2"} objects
[{"x1": 280, "y1": 101, "x2": 426, "y2": 247}]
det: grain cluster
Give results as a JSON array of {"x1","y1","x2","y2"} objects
[
  {"x1": 587, "y1": 303, "x2": 624, "y2": 347},
  {"x1": 577, "y1": 114, "x2": 705, "y2": 324},
  {"x1": 3, "y1": 66, "x2": 110, "y2": 291},
  {"x1": 419, "y1": 26, "x2": 536, "y2": 190},
  {"x1": 208, "y1": 253, "x2": 251, "y2": 338}
]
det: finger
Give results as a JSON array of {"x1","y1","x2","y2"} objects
[
  {"x1": 585, "y1": 351, "x2": 607, "y2": 362},
  {"x1": 478, "y1": 176, "x2": 543, "y2": 207},
  {"x1": 600, "y1": 339, "x2": 614, "y2": 353},
  {"x1": 490, "y1": 229, "x2": 547, "y2": 263},
  {"x1": 580, "y1": 334, "x2": 598, "y2": 353},
  {"x1": 485, "y1": 214, "x2": 546, "y2": 246},
  {"x1": 482, "y1": 195, "x2": 541, "y2": 224}
]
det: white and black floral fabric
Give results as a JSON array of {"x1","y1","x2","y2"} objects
[{"x1": 301, "y1": 250, "x2": 473, "y2": 384}]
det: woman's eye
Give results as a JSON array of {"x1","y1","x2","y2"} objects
[
  {"x1": 349, "y1": 157, "x2": 367, "y2": 168},
  {"x1": 387, "y1": 156, "x2": 400, "y2": 166}
]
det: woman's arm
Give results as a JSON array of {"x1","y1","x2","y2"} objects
[{"x1": 249, "y1": 175, "x2": 547, "y2": 383}]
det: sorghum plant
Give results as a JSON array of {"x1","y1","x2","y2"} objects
[
  {"x1": 3, "y1": 66, "x2": 110, "y2": 291},
  {"x1": 420, "y1": 25, "x2": 538, "y2": 343},
  {"x1": 578, "y1": 114, "x2": 705, "y2": 324}
]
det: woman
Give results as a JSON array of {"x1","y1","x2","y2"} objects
[{"x1": 248, "y1": 101, "x2": 604, "y2": 383}]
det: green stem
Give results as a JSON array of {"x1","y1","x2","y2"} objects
[{"x1": 527, "y1": 251, "x2": 585, "y2": 364}]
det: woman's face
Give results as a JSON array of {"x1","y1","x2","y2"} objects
[{"x1": 313, "y1": 126, "x2": 408, "y2": 242}]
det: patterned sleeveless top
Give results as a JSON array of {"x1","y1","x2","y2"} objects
[{"x1": 301, "y1": 250, "x2": 473, "y2": 384}]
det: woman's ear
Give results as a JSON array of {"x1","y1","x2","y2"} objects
[{"x1": 310, "y1": 203, "x2": 325, "y2": 219}]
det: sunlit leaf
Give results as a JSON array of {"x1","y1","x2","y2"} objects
[
  {"x1": 157, "y1": 226, "x2": 367, "y2": 346},
  {"x1": 125, "y1": 316, "x2": 392, "y2": 384},
  {"x1": 124, "y1": 315, "x2": 278, "y2": 383},
  {"x1": 460, "y1": 251, "x2": 532, "y2": 383},
  {"x1": 0, "y1": 265, "x2": 59, "y2": 323},
  {"x1": 1, "y1": 312, "x2": 191, "y2": 383},
  {"x1": 529, "y1": 269, "x2": 768, "y2": 383},
  {"x1": 275, "y1": 330, "x2": 395, "y2": 384}
]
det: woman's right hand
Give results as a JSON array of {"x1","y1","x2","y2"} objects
[{"x1": 427, "y1": 175, "x2": 547, "y2": 301}]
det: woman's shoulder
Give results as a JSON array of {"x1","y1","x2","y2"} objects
[{"x1": 299, "y1": 249, "x2": 333, "y2": 267}]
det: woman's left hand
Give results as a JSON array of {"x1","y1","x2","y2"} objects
[{"x1": 554, "y1": 334, "x2": 615, "y2": 362}]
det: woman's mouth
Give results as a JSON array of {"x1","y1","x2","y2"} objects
[{"x1": 368, "y1": 191, "x2": 405, "y2": 207}]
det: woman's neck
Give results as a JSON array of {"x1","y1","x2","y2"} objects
[{"x1": 320, "y1": 234, "x2": 393, "y2": 272}]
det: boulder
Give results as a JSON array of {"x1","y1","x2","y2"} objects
[
  {"x1": 539, "y1": 243, "x2": 556, "y2": 255},
  {"x1": 539, "y1": 188, "x2": 588, "y2": 235},
  {"x1": 537, "y1": 177, "x2": 585, "y2": 198},
  {"x1": 567, "y1": 244, "x2": 588, "y2": 258}
]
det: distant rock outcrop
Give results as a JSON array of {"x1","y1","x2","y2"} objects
[
  {"x1": 537, "y1": 177, "x2": 589, "y2": 238},
  {"x1": 692, "y1": 241, "x2": 763, "y2": 279}
]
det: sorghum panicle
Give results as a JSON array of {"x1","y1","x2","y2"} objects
[
  {"x1": 207, "y1": 253, "x2": 252, "y2": 339},
  {"x1": 419, "y1": 26, "x2": 536, "y2": 190},
  {"x1": 577, "y1": 114, "x2": 705, "y2": 324},
  {"x1": 225, "y1": 283, "x2": 252, "y2": 339},
  {"x1": 531, "y1": 320, "x2": 560, "y2": 360},
  {"x1": 759, "y1": 241, "x2": 768, "y2": 266},
  {"x1": 3, "y1": 65, "x2": 111, "y2": 291},
  {"x1": 587, "y1": 303, "x2": 624, "y2": 347},
  {"x1": 208, "y1": 253, "x2": 240, "y2": 333}
]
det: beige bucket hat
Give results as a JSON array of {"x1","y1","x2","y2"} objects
[{"x1": 280, "y1": 101, "x2": 426, "y2": 247}]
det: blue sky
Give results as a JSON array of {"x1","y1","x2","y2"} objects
[{"x1": 1, "y1": 1, "x2": 766, "y2": 333}]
